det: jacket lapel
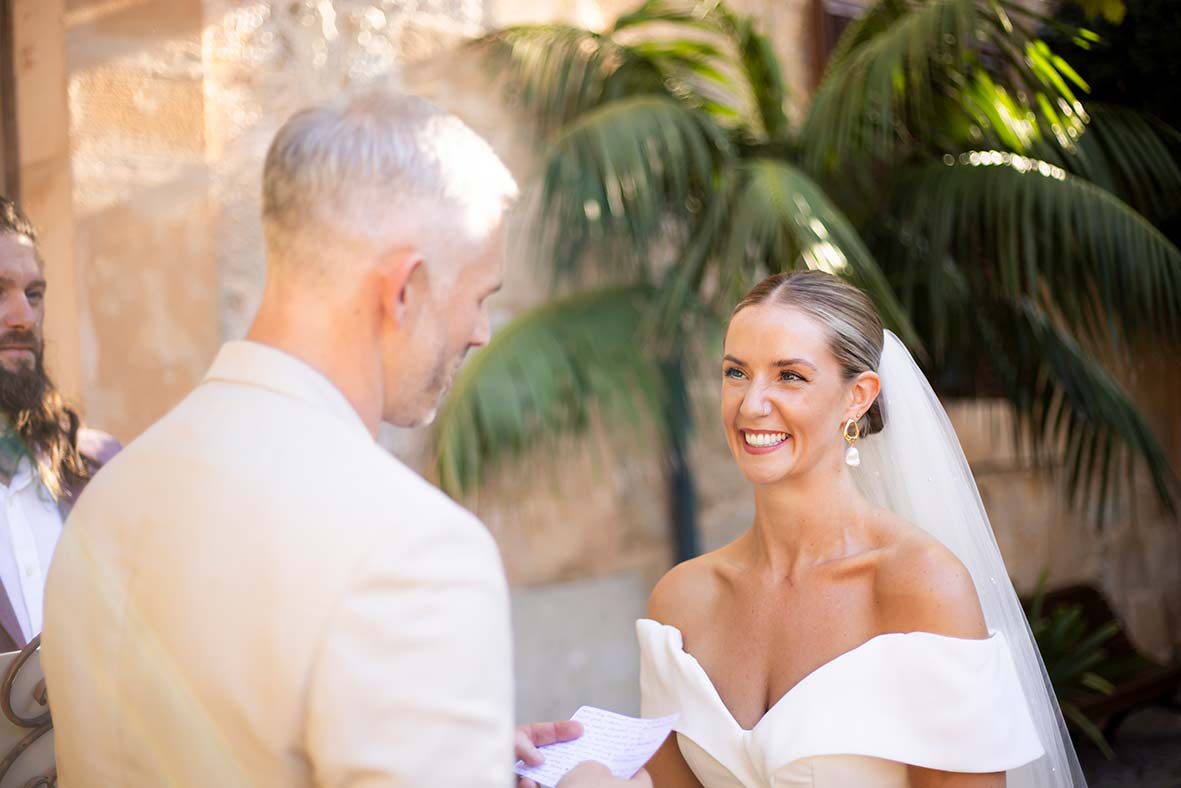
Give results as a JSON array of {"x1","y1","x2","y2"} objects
[{"x1": 0, "y1": 582, "x2": 25, "y2": 652}]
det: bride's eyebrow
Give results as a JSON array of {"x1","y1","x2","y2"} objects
[
  {"x1": 722, "y1": 354, "x2": 746, "y2": 366},
  {"x1": 774, "y1": 358, "x2": 817, "y2": 372}
]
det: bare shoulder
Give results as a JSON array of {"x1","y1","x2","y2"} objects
[
  {"x1": 647, "y1": 552, "x2": 725, "y2": 633},
  {"x1": 874, "y1": 516, "x2": 987, "y2": 639}
]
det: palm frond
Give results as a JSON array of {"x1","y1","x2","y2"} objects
[
  {"x1": 706, "y1": 158, "x2": 919, "y2": 348},
  {"x1": 530, "y1": 95, "x2": 730, "y2": 282},
  {"x1": 472, "y1": 25, "x2": 665, "y2": 138},
  {"x1": 1069, "y1": 104, "x2": 1181, "y2": 222},
  {"x1": 626, "y1": 36, "x2": 751, "y2": 129},
  {"x1": 825, "y1": 0, "x2": 908, "y2": 71},
  {"x1": 612, "y1": 0, "x2": 788, "y2": 140},
  {"x1": 612, "y1": 0, "x2": 734, "y2": 35},
  {"x1": 896, "y1": 152, "x2": 1181, "y2": 348},
  {"x1": 802, "y1": 0, "x2": 1087, "y2": 170},
  {"x1": 977, "y1": 298, "x2": 1178, "y2": 521},
  {"x1": 731, "y1": 15, "x2": 789, "y2": 141},
  {"x1": 433, "y1": 286, "x2": 666, "y2": 496}
]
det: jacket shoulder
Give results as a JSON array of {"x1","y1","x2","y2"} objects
[{"x1": 76, "y1": 428, "x2": 122, "y2": 469}]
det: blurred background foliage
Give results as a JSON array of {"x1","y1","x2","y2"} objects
[{"x1": 433, "y1": 0, "x2": 1181, "y2": 560}]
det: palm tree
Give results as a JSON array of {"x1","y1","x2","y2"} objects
[{"x1": 433, "y1": 0, "x2": 1181, "y2": 559}]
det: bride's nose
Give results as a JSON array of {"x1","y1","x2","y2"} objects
[{"x1": 739, "y1": 385, "x2": 772, "y2": 420}]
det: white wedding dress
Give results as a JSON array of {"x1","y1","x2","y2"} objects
[
  {"x1": 638, "y1": 619, "x2": 1046, "y2": 786},
  {"x1": 633, "y1": 330, "x2": 1087, "y2": 787}
]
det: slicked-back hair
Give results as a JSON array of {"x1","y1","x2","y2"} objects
[{"x1": 731, "y1": 270, "x2": 886, "y2": 435}]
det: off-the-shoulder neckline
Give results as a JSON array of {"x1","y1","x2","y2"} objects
[{"x1": 637, "y1": 618, "x2": 1000, "y2": 735}]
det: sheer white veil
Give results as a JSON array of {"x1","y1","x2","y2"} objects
[{"x1": 853, "y1": 330, "x2": 1087, "y2": 787}]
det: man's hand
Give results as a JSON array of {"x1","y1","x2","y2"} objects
[
  {"x1": 516, "y1": 721, "x2": 585, "y2": 788},
  {"x1": 558, "y1": 761, "x2": 653, "y2": 787}
]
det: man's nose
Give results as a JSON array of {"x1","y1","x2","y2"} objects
[
  {"x1": 470, "y1": 313, "x2": 492, "y2": 349},
  {"x1": 4, "y1": 293, "x2": 35, "y2": 330}
]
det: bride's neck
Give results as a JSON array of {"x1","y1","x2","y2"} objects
[{"x1": 746, "y1": 462, "x2": 875, "y2": 580}]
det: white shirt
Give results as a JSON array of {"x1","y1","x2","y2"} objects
[
  {"x1": 0, "y1": 457, "x2": 63, "y2": 641},
  {"x1": 42, "y1": 341, "x2": 514, "y2": 787}
]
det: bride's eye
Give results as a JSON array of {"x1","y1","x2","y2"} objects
[
  {"x1": 780, "y1": 370, "x2": 805, "y2": 383},
  {"x1": 724, "y1": 366, "x2": 746, "y2": 380}
]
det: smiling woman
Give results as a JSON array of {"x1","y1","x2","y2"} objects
[
  {"x1": 637, "y1": 270, "x2": 1086, "y2": 788},
  {"x1": 718, "y1": 271, "x2": 883, "y2": 488}
]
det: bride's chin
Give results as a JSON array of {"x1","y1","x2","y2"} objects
[{"x1": 737, "y1": 462, "x2": 793, "y2": 486}]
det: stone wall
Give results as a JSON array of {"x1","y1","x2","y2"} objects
[
  {"x1": 8, "y1": 0, "x2": 1180, "y2": 727},
  {"x1": 66, "y1": 0, "x2": 219, "y2": 441}
]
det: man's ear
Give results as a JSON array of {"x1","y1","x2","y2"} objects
[{"x1": 378, "y1": 247, "x2": 426, "y2": 329}]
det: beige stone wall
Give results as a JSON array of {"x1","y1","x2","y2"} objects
[
  {"x1": 9, "y1": 0, "x2": 1180, "y2": 722},
  {"x1": 65, "y1": 0, "x2": 218, "y2": 442}
]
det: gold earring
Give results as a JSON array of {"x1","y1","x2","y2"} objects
[{"x1": 843, "y1": 418, "x2": 861, "y2": 467}]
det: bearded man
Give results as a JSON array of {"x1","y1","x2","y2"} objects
[{"x1": 0, "y1": 196, "x2": 119, "y2": 653}]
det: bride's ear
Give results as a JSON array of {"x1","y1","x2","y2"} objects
[{"x1": 846, "y1": 370, "x2": 881, "y2": 422}]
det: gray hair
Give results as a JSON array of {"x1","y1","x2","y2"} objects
[{"x1": 262, "y1": 90, "x2": 518, "y2": 268}]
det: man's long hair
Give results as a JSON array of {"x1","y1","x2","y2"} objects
[{"x1": 0, "y1": 197, "x2": 90, "y2": 500}]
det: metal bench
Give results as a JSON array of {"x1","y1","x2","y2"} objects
[{"x1": 0, "y1": 635, "x2": 54, "y2": 788}]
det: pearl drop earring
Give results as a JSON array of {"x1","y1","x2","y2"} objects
[{"x1": 843, "y1": 418, "x2": 861, "y2": 467}]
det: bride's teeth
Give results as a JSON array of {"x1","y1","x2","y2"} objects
[{"x1": 745, "y1": 432, "x2": 787, "y2": 447}]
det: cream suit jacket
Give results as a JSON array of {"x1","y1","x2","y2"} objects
[{"x1": 41, "y1": 341, "x2": 514, "y2": 787}]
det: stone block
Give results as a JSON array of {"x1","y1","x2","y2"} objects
[
  {"x1": 76, "y1": 176, "x2": 218, "y2": 441},
  {"x1": 511, "y1": 570, "x2": 647, "y2": 723},
  {"x1": 13, "y1": 0, "x2": 71, "y2": 167}
]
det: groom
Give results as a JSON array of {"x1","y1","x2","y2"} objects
[{"x1": 41, "y1": 92, "x2": 647, "y2": 787}]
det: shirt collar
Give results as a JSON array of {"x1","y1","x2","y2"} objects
[
  {"x1": 7, "y1": 456, "x2": 36, "y2": 494},
  {"x1": 202, "y1": 341, "x2": 373, "y2": 442}
]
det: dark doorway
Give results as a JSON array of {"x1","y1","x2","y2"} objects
[{"x1": 0, "y1": 0, "x2": 18, "y2": 198}]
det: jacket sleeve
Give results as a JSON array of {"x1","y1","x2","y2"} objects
[
  {"x1": 302, "y1": 509, "x2": 515, "y2": 787},
  {"x1": 77, "y1": 428, "x2": 123, "y2": 468}
]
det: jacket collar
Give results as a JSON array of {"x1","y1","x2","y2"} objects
[{"x1": 202, "y1": 341, "x2": 373, "y2": 443}]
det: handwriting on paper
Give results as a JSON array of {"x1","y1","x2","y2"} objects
[{"x1": 515, "y1": 706, "x2": 679, "y2": 788}]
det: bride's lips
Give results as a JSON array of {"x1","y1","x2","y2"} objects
[{"x1": 739, "y1": 429, "x2": 791, "y2": 455}]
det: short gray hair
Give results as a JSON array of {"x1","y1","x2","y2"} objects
[{"x1": 262, "y1": 90, "x2": 518, "y2": 264}]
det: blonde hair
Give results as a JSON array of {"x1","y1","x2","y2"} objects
[{"x1": 731, "y1": 270, "x2": 886, "y2": 434}]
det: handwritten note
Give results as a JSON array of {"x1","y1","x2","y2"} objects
[{"x1": 515, "y1": 706, "x2": 678, "y2": 787}]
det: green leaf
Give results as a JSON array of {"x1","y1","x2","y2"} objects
[
  {"x1": 1070, "y1": 0, "x2": 1127, "y2": 24},
  {"x1": 978, "y1": 299, "x2": 1178, "y2": 521},
  {"x1": 1080, "y1": 672, "x2": 1116, "y2": 695},
  {"x1": 803, "y1": 0, "x2": 1088, "y2": 169},
  {"x1": 472, "y1": 25, "x2": 665, "y2": 138},
  {"x1": 1069, "y1": 104, "x2": 1181, "y2": 221},
  {"x1": 733, "y1": 16, "x2": 789, "y2": 141},
  {"x1": 897, "y1": 152, "x2": 1181, "y2": 347},
  {"x1": 612, "y1": 0, "x2": 728, "y2": 33},
  {"x1": 529, "y1": 95, "x2": 729, "y2": 282},
  {"x1": 1063, "y1": 702, "x2": 1116, "y2": 759},
  {"x1": 707, "y1": 158, "x2": 919, "y2": 349},
  {"x1": 433, "y1": 285, "x2": 667, "y2": 496}
]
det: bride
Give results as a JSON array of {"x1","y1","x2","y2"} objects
[{"x1": 637, "y1": 271, "x2": 1086, "y2": 787}]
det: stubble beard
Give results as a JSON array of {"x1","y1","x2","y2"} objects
[{"x1": 416, "y1": 346, "x2": 469, "y2": 427}]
